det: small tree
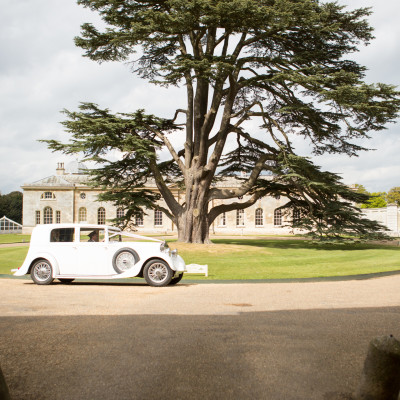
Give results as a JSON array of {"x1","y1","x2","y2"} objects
[
  {"x1": 354, "y1": 184, "x2": 369, "y2": 196},
  {"x1": 387, "y1": 187, "x2": 400, "y2": 205},
  {"x1": 360, "y1": 192, "x2": 387, "y2": 209},
  {"x1": 45, "y1": 0, "x2": 400, "y2": 242}
]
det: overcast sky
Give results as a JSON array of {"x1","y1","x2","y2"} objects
[{"x1": 1, "y1": 0, "x2": 399, "y2": 195}]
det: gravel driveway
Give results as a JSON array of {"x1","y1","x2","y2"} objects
[
  {"x1": 1, "y1": 276, "x2": 400, "y2": 399},
  {"x1": 1, "y1": 275, "x2": 400, "y2": 316}
]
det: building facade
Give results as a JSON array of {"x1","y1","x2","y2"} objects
[
  {"x1": 22, "y1": 162, "x2": 400, "y2": 236},
  {"x1": 22, "y1": 162, "x2": 296, "y2": 235}
]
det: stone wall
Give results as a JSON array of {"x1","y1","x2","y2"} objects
[{"x1": 361, "y1": 204, "x2": 400, "y2": 237}]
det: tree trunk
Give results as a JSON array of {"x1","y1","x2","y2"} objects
[{"x1": 177, "y1": 203, "x2": 211, "y2": 244}]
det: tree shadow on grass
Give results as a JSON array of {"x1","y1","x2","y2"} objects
[{"x1": 210, "y1": 238, "x2": 400, "y2": 252}]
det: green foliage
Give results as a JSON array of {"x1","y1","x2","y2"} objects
[
  {"x1": 387, "y1": 186, "x2": 400, "y2": 205},
  {"x1": 251, "y1": 155, "x2": 389, "y2": 238},
  {"x1": 0, "y1": 191, "x2": 23, "y2": 224},
  {"x1": 360, "y1": 192, "x2": 387, "y2": 209},
  {"x1": 354, "y1": 184, "x2": 368, "y2": 195},
  {"x1": 43, "y1": 0, "x2": 400, "y2": 241}
]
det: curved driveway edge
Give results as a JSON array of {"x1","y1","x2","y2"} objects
[{"x1": 1, "y1": 274, "x2": 400, "y2": 316}]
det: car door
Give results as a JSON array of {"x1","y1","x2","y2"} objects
[
  {"x1": 49, "y1": 227, "x2": 78, "y2": 275},
  {"x1": 75, "y1": 227, "x2": 112, "y2": 276}
]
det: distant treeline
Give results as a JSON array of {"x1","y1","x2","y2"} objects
[{"x1": 0, "y1": 191, "x2": 22, "y2": 223}]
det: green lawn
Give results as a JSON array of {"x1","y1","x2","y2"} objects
[
  {"x1": 0, "y1": 234, "x2": 30, "y2": 244},
  {"x1": 168, "y1": 239, "x2": 400, "y2": 280},
  {"x1": 1, "y1": 238, "x2": 399, "y2": 279},
  {"x1": 0, "y1": 247, "x2": 29, "y2": 274}
]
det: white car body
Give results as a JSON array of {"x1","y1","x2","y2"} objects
[{"x1": 14, "y1": 224, "x2": 186, "y2": 286}]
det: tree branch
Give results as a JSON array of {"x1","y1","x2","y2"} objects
[
  {"x1": 143, "y1": 123, "x2": 185, "y2": 172},
  {"x1": 171, "y1": 109, "x2": 187, "y2": 123},
  {"x1": 149, "y1": 158, "x2": 182, "y2": 216},
  {"x1": 208, "y1": 188, "x2": 269, "y2": 224},
  {"x1": 155, "y1": 205, "x2": 175, "y2": 222},
  {"x1": 208, "y1": 152, "x2": 274, "y2": 201}
]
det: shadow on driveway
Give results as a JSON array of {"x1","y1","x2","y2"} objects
[{"x1": 1, "y1": 307, "x2": 399, "y2": 399}]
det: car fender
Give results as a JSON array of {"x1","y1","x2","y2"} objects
[
  {"x1": 14, "y1": 252, "x2": 60, "y2": 277},
  {"x1": 141, "y1": 255, "x2": 175, "y2": 271}
]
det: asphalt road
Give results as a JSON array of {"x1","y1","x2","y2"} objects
[{"x1": 1, "y1": 278, "x2": 400, "y2": 399}]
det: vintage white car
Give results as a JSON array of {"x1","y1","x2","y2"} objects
[{"x1": 14, "y1": 224, "x2": 186, "y2": 287}]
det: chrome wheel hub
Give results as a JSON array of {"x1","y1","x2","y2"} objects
[
  {"x1": 115, "y1": 252, "x2": 135, "y2": 271},
  {"x1": 148, "y1": 263, "x2": 168, "y2": 283},
  {"x1": 33, "y1": 262, "x2": 51, "y2": 281}
]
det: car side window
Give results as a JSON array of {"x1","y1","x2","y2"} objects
[
  {"x1": 50, "y1": 228, "x2": 75, "y2": 243},
  {"x1": 80, "y1": 228, "x2": 106, "y2": 242}
]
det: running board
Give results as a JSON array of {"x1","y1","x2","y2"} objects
[{"x1": 55, "y1": 274, "x2": 138, "y2": 280}]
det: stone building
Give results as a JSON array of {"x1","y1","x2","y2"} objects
[
  {"x1": 21, "y1": 161, "x2": 294, "y2": 235},
  {"x1": 22, "y1": 161, "x2": 400, "y2": 236}
]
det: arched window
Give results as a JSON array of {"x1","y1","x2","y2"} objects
[
  {"x1": 236, "y1": 209, "x2": 245, "y2": 226},
  {"x1": 116, "y1": 208, "x2": 124, "y2": 219},
  {"x1": 79, "y1": 207, "x2": 87, "y2": 222},
  {"x1": 43, "y1": 207, "x2": 53, "y2": 224},
  {"x1": 97, "y1": 207, "x2": 106, "y2": 225},
  {"x1": 135, "y1": 211, "x2": 144, "y2": 226},
  {"x1": 274, "y1": 209, "x2": 282, "y2": 226},
  {"x1": 154, "y1": 210, "x2": 163, "y2": 226},
  {"x1": 41, "y1": 192, "x2": 56, "y2": 200},
  {"x1": 255, "y1": 208, "x2": 263, "y2": 226}
]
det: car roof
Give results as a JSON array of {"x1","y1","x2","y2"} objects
[{"x1": 30, "y1": 224, "x2": 121, "y2": 245}]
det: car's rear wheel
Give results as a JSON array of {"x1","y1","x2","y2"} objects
[
  {"x1": 31, "y1": 259, "x2": 54, "y2": 285},
  {"x1": 143, "y1": 259, "x2": 173, "y2": 287},
  {"x1": 58, "y1": 278, "x2": 74, "y2": 284},
  {"x1": 169, "y1": 273, "x2": 184, "y2": 285},
  {"x1": 112, "y1": 248, "x2": 139, "y2": 273}
]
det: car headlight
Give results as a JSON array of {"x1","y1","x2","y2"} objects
[
  {"x1": 160, "y1": 241, "x2": 169, "y2": 253},
  {"x1": 171, "y1": 249, "x2": 178, "y2": 257}
]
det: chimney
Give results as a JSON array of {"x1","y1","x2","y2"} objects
[{"x1": 56, "y1": 162, "x2": 65, "y2": 176}]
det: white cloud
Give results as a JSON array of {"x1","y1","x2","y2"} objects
[{"x1": 0, "y1": 0, "x2": 399, "y2": 195}]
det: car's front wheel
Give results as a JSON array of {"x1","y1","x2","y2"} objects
[
  {"x1": 31, "y1": 259, "x2": 54, "y2": 285},
  {"x1": 143, "y1": 259, "x2": 173, "y2": 287}
]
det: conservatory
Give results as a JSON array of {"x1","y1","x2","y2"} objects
[{"x1": 0, "y1": 216, "x2": 22, "y2": 234}]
